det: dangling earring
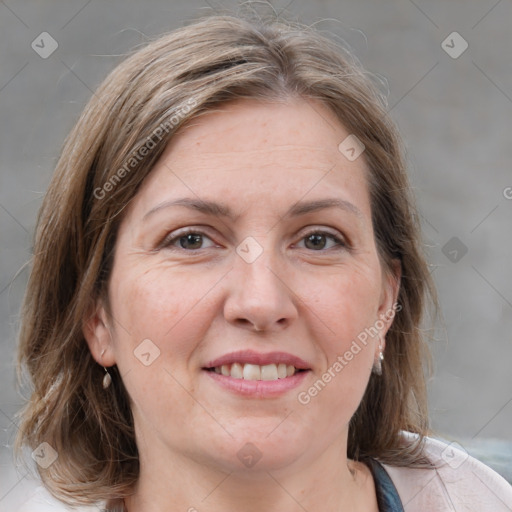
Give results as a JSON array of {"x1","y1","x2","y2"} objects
[
  {"x1": 100, "y1": 349, "x2": 112, "y2": 389},
  {"x1": 373, "y1": 337, "x2": 384, "y2": 376},
  {"x1": 102, "y1": 367, "x2": 112, "y2": 389}
]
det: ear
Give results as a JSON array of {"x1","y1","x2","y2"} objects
[
  {"x1": 376, "y1": 258, "x2": 402, "y2": 350},
  {"x1": 83, "y1": 300, "x2": 116, "y2": 367}
]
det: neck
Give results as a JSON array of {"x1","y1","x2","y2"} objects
[{"x1": 122, "y1": 435, "x2": 378, "y2": 512}]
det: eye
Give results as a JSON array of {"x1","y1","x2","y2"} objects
[
  {"x1": 296, "y1": 230, "x2": 346, "y2": 251},
  {"x1": 161, "y1": 229, "x2": 217, "y2": 250},
  {"x1": 159, "y1": 228, "x2": 346, "y2": 252}
]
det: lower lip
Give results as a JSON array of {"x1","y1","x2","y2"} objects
[{"x1": 203, "y1": 369, "x2": 310, "y2": 398}]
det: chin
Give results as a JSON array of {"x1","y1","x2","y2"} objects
[{"x1": 227, "y1": 428, "x2": 307, "y2": 472}]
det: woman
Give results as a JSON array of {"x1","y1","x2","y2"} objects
[{"x1": 15, "y1": 11, "x2": 512, "y2": 512}]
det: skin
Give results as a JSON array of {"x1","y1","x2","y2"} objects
[{"x1": 84, "y1": 97, "x2": 401, "y2": 512}]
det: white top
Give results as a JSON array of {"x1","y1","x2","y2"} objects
[
  {"x1": 382, "y1": 433, "x2": 512, "y2": 511},
  {"x1": 16, "y1": 434, "x2": 512, "y2": 511}
]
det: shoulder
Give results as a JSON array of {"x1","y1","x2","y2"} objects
[
  {"x1": 16, "y1": 485, "x2": 106, "y2": 512},
  {"x1": 381, "y1": 432, "x2": 512, "y2": 512}
]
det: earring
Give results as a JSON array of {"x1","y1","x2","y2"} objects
[
  {"x1": 102, "y1": 367, "x2": 112, "y2": 389},
  {"x1": 100, "y1": 349, "x2": 112, "y2": 389},
  {"x1": 373, "y1": 337, "x2": 384, "y2": 376}
]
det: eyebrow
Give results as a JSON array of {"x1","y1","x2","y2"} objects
[{"x1": 142, "y1": 197, "x2": 363, "y2": 222}]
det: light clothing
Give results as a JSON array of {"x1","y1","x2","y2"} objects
[{"x1": 382, "y1": 433, "x2": 512, "y2": 511}]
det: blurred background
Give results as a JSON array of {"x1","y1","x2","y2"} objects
[{"x1": 1, "y1": 0, "x2": 511, "y2": 510}]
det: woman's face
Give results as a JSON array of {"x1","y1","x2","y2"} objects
[{"x1": 86, "y1": 98, "x2": 400, "y2": 474}]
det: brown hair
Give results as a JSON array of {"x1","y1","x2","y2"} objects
[{"x1": 15, "y1": 9, "x2": 438, "y2": 508}]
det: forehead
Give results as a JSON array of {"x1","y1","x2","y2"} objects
[
  {"x1": 128, "y1": 97, "x2": 372, "y2": 222},
  {"x1": 165, "y1": 97, "x2": 354, "y2": 158}
]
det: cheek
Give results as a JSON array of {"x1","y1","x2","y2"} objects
[
  {"x1": 108, "y1": 263, "x2": 220, "y2": 368},
  {"x1": 295, "y1": 265, "x2": 381, "y2": 412},
  {"x1": 303, "y1": 262, "x2": 382, "y2": 343},
  {"x1": 107, "y1": 265, "x2": 220, "y2": 420}
]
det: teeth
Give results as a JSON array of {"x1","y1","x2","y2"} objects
[
  {"x1": 261, "y1": 364, "x2": 278, "y2": 380},
  {"x1": 231, "y1": 363, "x2": 243, "y2": 379},
  {"x1": 243, "y1": 364, "x2": 261, "y2": 380},
  {"x1": 212, "y1": 363, "x2": 298, "y2": 381}
]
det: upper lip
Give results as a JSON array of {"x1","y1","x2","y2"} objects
[{"x1": 204, "y1": 350, "x2": 311, "y2": 370}]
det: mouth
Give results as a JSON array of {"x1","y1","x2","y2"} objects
[
  {"x1": 204, "y1": 362, "x2": 307, "y2": 381},
  {"x1": 201, "y1": 350, "x2": 311, "y2": 396}
]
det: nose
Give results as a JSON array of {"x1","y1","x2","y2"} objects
[{"x1": 223, "y1": 248, "x2": 299, "y2": 333}]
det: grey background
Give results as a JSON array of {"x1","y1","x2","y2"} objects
[{"x1": 1, "y1": 0, "x2": 511, "y2": 509}]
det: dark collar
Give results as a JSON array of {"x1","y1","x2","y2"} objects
[{"x1": 363, "y1": 457, "x2": 405, "y2": 512}]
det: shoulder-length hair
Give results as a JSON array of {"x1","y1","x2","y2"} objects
[{"x1": 15, "y1": 10, "x2": 438, "y2": 508}]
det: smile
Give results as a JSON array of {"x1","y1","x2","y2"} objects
[
  {"x1": 202, "y1": 350, "x2": 312, "y2": 396},
  {"x1": 207, "y1": 362, "x2": 303, "y2": 381}
]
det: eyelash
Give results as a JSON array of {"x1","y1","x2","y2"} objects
[{"x1": 159, "y1": 228, "x2": 347, "y2": 252}]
